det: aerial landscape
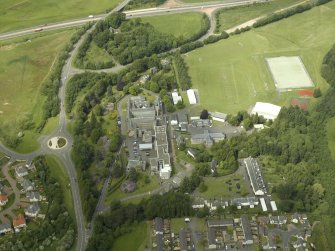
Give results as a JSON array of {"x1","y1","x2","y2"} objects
[{"x1": 1, "y1": 0, "x2": 335, "y2": 250}]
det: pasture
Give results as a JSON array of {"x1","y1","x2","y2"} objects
[
  {"x1": 0, "y1": 0, "x2": 122, "y2": 33},
  {"x1": 185, "y1": 1, "x2": 335, "y2": 114},
  {"x1": 141, "y1": 12, "x2": 206, "y2": 40},
  {"x1": 0, "y1": 30, "x2": 74, "y2": 152}
]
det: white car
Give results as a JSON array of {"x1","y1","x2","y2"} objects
[{"x1": 88, "y1": 15, "x2": 94, "y2": 18}]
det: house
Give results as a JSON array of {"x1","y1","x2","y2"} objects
[
  {"x1": 191, "y1": 130, "x2": 225, "y2": 146},
  {"x1": 25, "y1": 160, "x2": 36, "y2": 171},
  {"x1": 26, "y1": 191, "x2": 41, "y2": 202},
  {"x1": 244, "y1": 157, "x2": 267, "y2": 196},
  {"x1": 24, "y1": 203, "x2": 40, "y2": 218},
  {"x1": 0, "y1": 194, "x2": 8, "y2": 206},
  {"x1": 291, "y1": 213, "x2": 301, "y2": 224},
  {"x1": 178, "y1": 113, "x2": 188, "y2": 129},
  {"x1": 0, "y1": 223, "x2": 12, "y2": 235},
  {"x1": 13, "y1": 214, "x2": 26, "y2": 232},
  {"x1": 241, "y1": 215, "x2": 253, "y2": 245},
  {"x1": 269, "y1": 216, "x2": 287, "y2": 225},
  {"x1": 210, "y1": 112, "x2": 227, "y2": 123},
  {"x1": 154, "y1": 217, "x2": 164, "y2": 251},
  {"x1": 192, "y1": 197, "x2": 205, "y2": 209},
  {"x1": 20, "y1": 179, "x2": 34, "y2": 192},
  {"x1": 187, "y1": 148, "x2": 198, "y2": 159},
  {"x1": 15, "y1": 165, "x2": 28, "y2": 177}
]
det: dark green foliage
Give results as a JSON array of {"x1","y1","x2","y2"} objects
[
  {"x1": 203, "y1": 31, "x2": 229, "y2": 44},
  {"x1": 180, "y1": 41, "x2": 204, "y2": 54},
  {"x1": 200, "y1": 109, "x2": 209, "y2": 119},
  {"x1": 125, "y1": 0, "x2": 167, "y2": 10},
  {"x1": 321, "y1": 43, "x2": 335, "y2": 87},
  {"x1": 314, "y1": 88, "x2": 322, "y2": 98},
  {"x1": 174, "y1": 53, "x2": 192, "y2": 90}
]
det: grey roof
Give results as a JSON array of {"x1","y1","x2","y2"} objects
[
  {"x1": 191, "y1": 130, "x2": 225, "y2": 146},
  {"x1": 26, "y1": 191, "x2": 41, "y2": 201},
  {"x1": 191, "y1": 119, "x2": 211, "y2": 127},
  {"x1": 155, "y1": 217, "x2": 163, "y2": 232},
  {"x1": 21, "y1": 179, "x2": 34, "y2": 191},
  {"x1": 178, "y1": 113, "x2": 188, "y2": 124},
  {"x1": 187, "y1": 148, "x2": 198, "y2": 157},
  {"x1": 244, "y1": 157, "x2": 266, "y2": 195},
  {"x1": 211, "y1": 159, "x2": 217, "y2": 170},
  {"x1": 15, "y1": 165, "x2": 28, "y2": 175},
  {"x1": 179, "y1": 229, "x2": 188, "y2": 251},
  {"x1": 0, "y1": 223, "x2": 12, "y2": 232},
  {"x1": 24, "y1": 203, "x2": 40, "y2": 215},
  {"x1": 210, "y1": 112, "x2": 227, "y2": 120},
  {"x1": 241, "y1": 215, "x2": 253, "y2": 242},
  {"x1": 207, "y1": 227, "x2": 216, "y2": 246},
  {"x1": 207, "y1": 219, "x2": 234, "y2": 228}
]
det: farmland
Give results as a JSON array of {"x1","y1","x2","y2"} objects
[
  {"x1": 0, "y1": 0, "x2": 122, "y2": 33},
  {"x1": 185, "y1": 1, "x2": 335, "y2": 114},
  {"x1": 0, "y1": 30, "x2": 74, "y2": 152}
]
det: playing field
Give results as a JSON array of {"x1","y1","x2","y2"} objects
[
  {"x1": 266, "y1": 56, "x2": 314, "y2": 90},
  {"x1": 141, "y1": 12, "x2": 207, "y2": 41},
  {"x1": 185, "y1": 1, "x2": 335, "y2": 114},
  {"x1": 0, "y1": 0, "x2": 122, "y2": 33},
  {"x1": 0, "y1": 30, "x2": 74, "y2": 152}
]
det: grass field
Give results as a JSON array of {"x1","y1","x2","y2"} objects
[
  {"x1": 45, "y1": 155, "x2": 75, "y2": 219},
  {"x1": 83, "y1": 42, "x2": 113, "y2": 67},
  {"x1": 141, "y1": 12, "x2": 206, "y2": 40},
  {"x1": 185, "y1": 1, "x2": 335, "y2": 114},
  {"x1": 111, "y1": 221, "x2": 149, "y2": 251},
  {"x1": 0, "y1": 30, "x2": 74, "y2": 152},
  {"x1": 216, "y1": 0, "x2": 303, "y2": 31},
  {"x1": 199, "y1": 174, "x2": 249, "y2": 198},
  {"x1": 0, "y1": 0, "x2": 122, "y2": 33}
]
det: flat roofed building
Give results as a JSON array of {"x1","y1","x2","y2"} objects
[
  {"x1": 187, "y1": 89, "x2": 197, "y2": 105},
  {"x1": 171, "y1": 91, "x2": 182, "y2": 105},
  {"x1": 139, "y1": 143, "x2": 153, "y2": 151},
  {"x1": 260, "y1": 198, "x2": 268, "y2": 212},
  {"x1": 270, "y1": 201, "x2": 278, "y2": 212},
  {"x1": 210, "y1": 112, "x2": 227, "y2": 123},
  {"x1": 244, "y1": 157, "x2": 267, "y2": 196},
  {"x1": 128, "y1": 96, "x2": 159, "y2": 129},
  {"x1": 241, "y1": 215, "x2": 253, "y2": 245},
  {"x1": 251, "y1": 102, "x2": 281, "y2": 120}
]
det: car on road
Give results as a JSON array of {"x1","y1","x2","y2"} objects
[{"x1": 88, "y1": 15, "x2": 94, "y2": 18}]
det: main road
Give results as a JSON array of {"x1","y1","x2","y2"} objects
[{"x1": 0, "y1": 0, "x2": 267, "y2": 41}]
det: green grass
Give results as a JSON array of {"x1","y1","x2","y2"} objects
[
  {"x1": 0, "y1": 0, "x2": 122, "y2": 33},
  {"x1": 217, "y1": 0, "x2": 304, "y2": 31},
  {"x1": 141, "y1": 12, "x2": 206, "y2": 40},
  {"x1": 81, "y1": 41, "x2": 113, "y2": 68},
  {"x1": 106, "y1": 173, "x2": 160, "y2": 203},
  {"x1": 326, "y1": 117, "x2": 335, "y2": 161},
  {"x1": 0, "y1": 30, "x2": 73, "y2": 152},
  {"x1": 185, "y1": 2, "x2": 335, "y2": 114},
  {"x1": 199, "y1": 174, "x2": 248, "y2": 198},
  {"x1": 170, "y1": 218, "x2": 187, "y2": 232},
  {"x1": 45, "y1": 155, "x2": 75, "y2": 219},
  {"x1": 111, "y1": 221, "x2": 148, "y2": 251}
]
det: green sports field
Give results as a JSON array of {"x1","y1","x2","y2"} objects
[
  {"x1": 141, "y1": 12, "x2": 206, "y2": 41},
  {"x1": 0, "y1": 0, "x2": 122, "y2": 33},
  {"x1": 185, "y1": 1, "x2": 335, "y2": 114},
  {"x1": 0, "y1": 30, "x2": 74, "y2": 152}
]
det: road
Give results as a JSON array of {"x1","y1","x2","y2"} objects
[{"x1": 0, "y1": 0, "x2": 267, "y2": 41}]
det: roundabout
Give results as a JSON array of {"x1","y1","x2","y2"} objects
[{"x1": 48, "y1": 137, "x2": 68, "y2": 150}]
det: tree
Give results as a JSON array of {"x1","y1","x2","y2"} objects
[
  {"x1": 313, "y1": 88, "x2": 322, "y2": 98},
  {"x1": 243, "y1": 118, "x2": 253, "y2": 130},
  {"x1": 200, "y1": 109, "x2": 209, "y2": 119},
  {"x1": 149, "y1": 81, "x2": 159, "y2": 93},
  {"x1": 129, "y1": 168, "x2": 138, "y2": 182}
]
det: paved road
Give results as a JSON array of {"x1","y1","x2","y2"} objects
[{"x1": 0, "y1": 0, "x2": 266, "y2": 41}]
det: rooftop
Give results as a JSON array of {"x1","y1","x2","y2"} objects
[{"x1": 244, "y1": 157, "x2": 266, "y2": 195}]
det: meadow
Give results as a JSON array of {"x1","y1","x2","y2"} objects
[
  {"x1": 141, "y1": 12, "x2": 206, "y2": 40},
  {"x1": 0, "y1": 30, "x2": 74, "y2": 152},
  {"x1": 185, "y1": 1, "x2": 335, "y2": 114},
  {"x1": 0, "y1": 0, "x2": 122, "y2": 33}
]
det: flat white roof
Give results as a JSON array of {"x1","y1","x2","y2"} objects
[
  {"x1": 260, "y1": 198, "x2": 267, "y2": 212},
  {"x1": 270, "y1": 201, "x2": 277, "y2": 212},
  {"x1": 187, "y1": 89, "x2": 197, "y2": 105},
  {"x1": 251, "y1": 102, "x2": 281, "y2": 120}
]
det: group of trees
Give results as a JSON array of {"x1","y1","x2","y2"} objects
[
  {"x1": 227, "y1": 110, "x2": 267, "y2": 130},
  {"x1": 87, "y1": 192, "x2": 192, "y2": 251},
  {"x1": 0, "y1": 156, "x2": 75, "y2": 250},
  {"x1": 174, "y1": 53, "x2": 192, "y2": 90},
  {"x1": 321, "y1": 42, "x2": 335, "y2": 88}
]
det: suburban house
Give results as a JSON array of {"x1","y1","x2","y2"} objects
[
  {"x1": 244, "y1": 157, "x2": 267, "y2": 196},
  {"x1": 207, "y1": 227, "x2": 217, "y2": 249},
  {"x1": 0, "y1": 194, "x2": 8, "y2": 206},
  {"x1": 241, "y1": 215, "x2": 254, "y2": 245},
  {"x1": 0, "y1": 223, "x2": 12, "y2": 235},
  {"x1": 26, "y1": 191, "x2": 41, "y2": 202},
  {"x1": 20, "y1": 179, "x2": 34, "y2": 192},
  {"x1": 24, "y1": 203, "x2": 40, "y2": 218},
  {"x1": 13, "y1": 214, "x2": 26, "y2": 232},
  {"x1": 15, "y1": 165, "x2": 28, "y2": 177}
]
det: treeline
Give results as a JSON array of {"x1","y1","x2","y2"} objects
[
  {"x1": 0, "y1": 156, "x2": 75, "y2": 250},
  {"x1": 173, "y1": 53, "x2": 192, "y2": 90},
  {"x1": 86, "y1": 192, "x2": 192, "y2": 251},
  {"x1": 125, "y1": 0, "x2": 166, "y2": 10},
  {"x1": 37, "y1": 23, "x2": 93, "y2": 132},
  {"x1": 253, "y1": 0, "x2": 332, "y2": 28},
  {"x1": 321, "y1": 43, "x2": 335, "y2": 88}
]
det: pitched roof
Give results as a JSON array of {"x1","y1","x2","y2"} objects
[
  {"x1": 13, "y1": 214, "x2": 26, "y2": 228},
  {"x1": 0, "y1": 194, "x2": 8, "y2": 202}
]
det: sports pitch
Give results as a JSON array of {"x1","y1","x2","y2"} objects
[{"x1": 266, "y1": 56, "x2": 314, "y2": 90}]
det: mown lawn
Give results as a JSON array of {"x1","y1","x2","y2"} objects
[
  {"x1": 185, "y1": 1, "x2": 335, "y2": 114},
  {"x1": 0, "y1": 30, "x2": 74, "y2": 152},
  {"x1": 0, "y1": 0, "x2": 122, "y2": 33},
  {"x1": 141, "y1": 12, "x2": 206, "y2": 41},
  {"x1": 111, "y1": 221, "x2": 149, "y2": 251},
  {"x1": 217, "y1": 0, "x2": 304, "y2": 31}
]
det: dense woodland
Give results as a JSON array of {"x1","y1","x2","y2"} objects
[{"x1": 0, "y1": 156, "x2": 75, "y2": 250}]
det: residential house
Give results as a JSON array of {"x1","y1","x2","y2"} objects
[
  {"x1": 15, "y1": 165, "x2": 28, "y2": 177},
  {"x1": 26, "y1": 191, "x2": 41, "y2": 202},
  {"x1": 24, "y1": 203, "x2": 40, "y2": 218},
  {"x1": 13, "y1": 214, "x2": 26, "y2": 232},
  {"x1": 0, "y1": 194, "x2": 8, "y2": 206},
  {"x1": 0, "y1": 224, "x2": 12, "y2": 235},
  {"x1": 269, "y1": 216, "x2": 287, "y2": 225},
  {"x1": 20, "y1": 179, "x2": 34, "y2": 192}
]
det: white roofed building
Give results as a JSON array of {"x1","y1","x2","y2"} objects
[
  {"x1": 171, "y1": 91, "x2": 182, "y2": 105},
  {"x1": 251, "y1": 102, "x2": 281, "y2": 120},
  {"x1": 187, "y1": 89, "x2": 197, "y2": 105}
]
